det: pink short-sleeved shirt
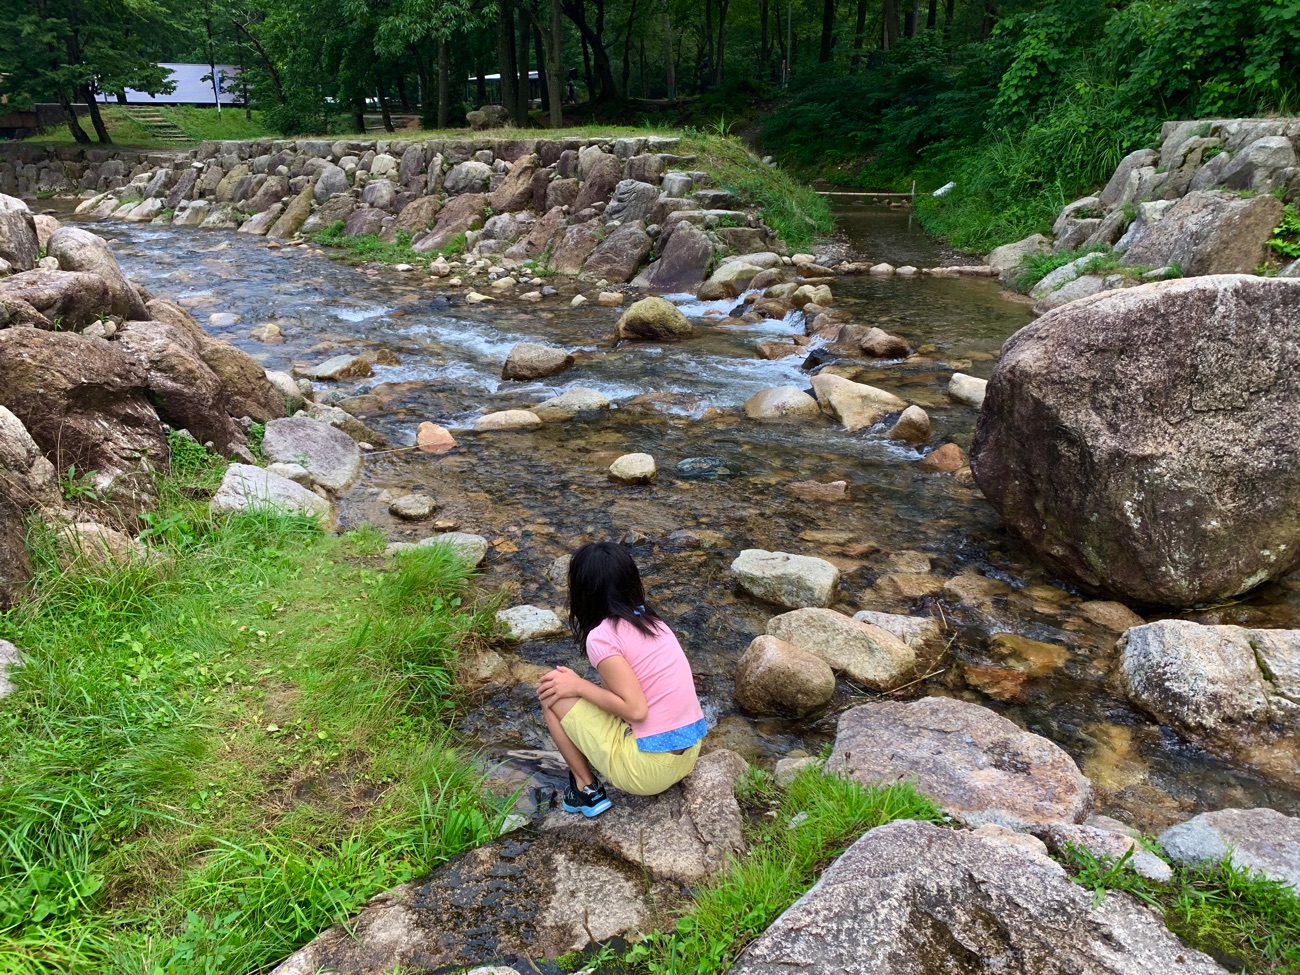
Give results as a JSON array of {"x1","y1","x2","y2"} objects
[{"x1": 585, "y1": 616, "x2": 707, "y2": 751}]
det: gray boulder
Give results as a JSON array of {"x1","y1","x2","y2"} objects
[
  {"x1": 826, "y1": 697, "x2": 1092, "y2": 829},
  {"x1": 631, "y1": 221, "x2": 713, "y2": 293},
  {"x1": 603, "y1": 179, "x2": 660, "y2": 225},
  {"x1": 731, "y1": 549, "x2": 840, "y2": 609},
  {"x1": 1120, "y1": 190, "x2": 1283, "y2": 276},
  {"x1": 572, "y1": 152, "x2": 623, "y2": 212},
  {"x1": 1159, "y1": 808, "x2": 1300, "y2": 889},
  {"x1": 0, "y1": 269, "x2": 112, "y2": 329},
  {"x1": 766, "y1": 608, "x2": 915, "y2": 691},
  {"x1": 730, "y1": 819, "x2": 1227, "y2": 975},
  {"x1": 971, "y1": 276, "x2": 1300, "y2": 607},
  {"x1": 443, "y1": 160, "x2": 493, "y2": 195},
  {"x1": 210, "y1": 464, "x2": 331, "y2": 518},
  {"x1": 46, "y1": 226, "x2": 148, "y2": 319},
  {"x1": 501, "y1": 343, "x2": 574, "y2": 381},
  {"x1": 582, "y1": 222, "x2": 652, "y2": 284},
  {"x1": 261, "y1": 417, "x2": 362, "y2": 492},
  {"x1": 1220, "y1": 136, "x2": 1298, "y2": 193},
  {"x1": 1098, "y1": 148, "x2": 1158, "y2": 208},
  {"x1": 0, "y1": 194, "x2": 39, "y2": 271},
  {"x1": 313, "y1": 163, "x2": 349, "y2": 202}
]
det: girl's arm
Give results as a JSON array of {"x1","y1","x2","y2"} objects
[{"x1": 537, "y1": 657, "x2": 648, "y2": 723}]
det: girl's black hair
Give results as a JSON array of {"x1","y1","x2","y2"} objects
[{"x1": 568, "y1": 541, "x2": 664, "y2": 651}]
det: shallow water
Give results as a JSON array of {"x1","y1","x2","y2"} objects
[{"x1": 80, "y1": 204, "x2": 1300, "y2": 830}]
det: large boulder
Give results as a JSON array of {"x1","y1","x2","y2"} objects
[
  {"x1": 268, "y1": 751, "x2": 747, "y2": 975},
  {"x1": 269, "y1": 185, "x2": 315, "y2": 239},
  {"x1": 0, "y1": 194, "x2": 39, "y2": 271},
  {"x1": 1219, "y1": 136, "x2": 1298, "y2": 193},
  {"x1": 826, "y1": 697, "x2": 1092, "y2": 829},
  {"x1": 614, "y1": 297, "x2": 692, "y2": 342},
  {"x1": 971, "y1": 276, "x2": 1300, "y2": 606},
  {"x1": 571, "y1": 152, "x2": 623, "y2": 212},
  {"x1": 501, "y1": 343, "x2": 574, "y2": 381},
  {"x1": 443, "y1": 160, "x2": 493, "y2": 195},
  {"x1": 488, "y1": 154, "x2": 540, "y2": 213},
  {"x1": 210, "y1": 464, "x2": 331, "y2": 519},
  {"x1": 1120, "y1": 190, "x2": 1283, "y2": 276},
  {"x1": 730, "y1": 820, "x2": 1227, "y2": 975},
  {"x1": 0, "y1": 405, "x2": 59, "y2": 510},
  {"x1": 46, "y1": 226, "x2": 148, "y2": 319},
  {"x1": 743, "y1": 387, "x2": 819, "y2": 420},
  {"x1": 413, "y1": 193, "x2": 485, "y2": 254},
  {"x1": 1118, "y1": 620, "x2": 1300, "y2": 787},
  {"x1": 766, "y1": 608, "x2": 916, "y2": 691},
  {"x1": 582, "y1": 222, "x2": 652, "y2": 284},
  {"x1": 0, "y1": 329, "x2": 167, "y2": 518},
  {"x1": 1159, "y1": 808, "x2": 1300, "y2": 889},
  {"x1": 810, "y1": 374, "x2": 907, "y2": 432},
  {"x1": 630, "y1": 221, "x2": 713, "y2": 293},
  {"x1": 0, "y1": 269, "x2": 112, "y2": 329},
  {"x1": 603, "y1": 179, "x2": 660, "y2": 226},
  {"x1": 733, "y1": 635, "x2": 835, "y2": 717},
  {"x1": 731, "y1": 549, "x2": 840, "y2": 609},
  {"x1": 548, "y1": 220, "x2": 601, "y2": 274},
  {"x1": 261, "y1": 417, "x2": 362, "y2": 492}
]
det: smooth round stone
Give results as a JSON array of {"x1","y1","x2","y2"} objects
[
  {"x1": 609, "y1": 453, "x2": 656, "y2": 483},
  {"x1": 474, "y1": 410, "x2": 542, "y2": 432},
  {"x1": 389, "y1": 494, "x2": 437, "y2": 519}
]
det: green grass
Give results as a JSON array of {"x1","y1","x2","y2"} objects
[
  {"x1": 1011, "y1": 244, "x2": 1179, "y2": 293},
  {"x1": 0, "y1": 434, "x2": 507, "y2": 974},
  {"x1": 309, "y1": 222, "x2": 464, "y2": 267},
  {"x1": 621, "y1": 766, "x2": 945, "y2": 975},
  {"x1": 26, "y1": 106, "x2": 277, "y2": 148},
  {"x1": 1062, "y1": 844, "x2": 1300, "y2": 973},
  {"x1": 1270, "y1": 204, "x2": 1300, "y2": 260}
]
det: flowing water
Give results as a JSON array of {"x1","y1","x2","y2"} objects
[{"x1": 77, "y1": 202, "x2": 1300, "y2": 830}]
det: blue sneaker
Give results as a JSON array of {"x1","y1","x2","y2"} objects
[{"x1": 562, "y1": 773, "x2": 612, "y2": 817}]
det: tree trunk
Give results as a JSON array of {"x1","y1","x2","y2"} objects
[
  {"x1": 438, "y1": 41, "x2": 451, "y2": 128},
  {"x1": 548, "y1": 0, "x2": 565, "y2": 125},
  {"x1": 497, "y1": 0, "x2": 519, "y2": 114},
  {"x1": 850, "y1": 0, "x2": 868, "y2": 71},
  {"x1": 715, "y1": 0, "x2": 729, "y2": 84},
  {"x1": 580, "y1": 32, "x2": 594, "y2": 98},
  {"x1": 703, "y1": 0, "x2": 714, "y2": 87},
  {"x1": 352, "y1": 97, "x2": 366, "y2": 133},
  {"x1": 534, "y1": 24, "x2": 549, "y2": 112},
  {"x1": 904, "y1": 0, "x2": 918, "y2": 37},
  {"x1": 58, "y1": 93, "x2": 91, "y2": 144},
  {"x1": 81, "y1": 87, "x2": 112, "y2": 143},
  {"x1": 561, "y1": 0, "x2": 617, "y2": 100},
  {"x1": 663, "y1": 5, "x2": 676, "y2": 99},
  {"x1": 943, "y1": 0, "x2": 955, "y2": 40},
  {"x1": 882, "y1": 0, "x2": 900, "y2": 49},
  {"x1": 982, "y1": 0, "x2": 996, "y2": 39},
  {"x1": 377, "y1": 83, "x2": 395, "y2": 132},
  {"x1": 926, "y1": 0, "x2": 937, "y2": 29},
  {"x1": 622, "y1": 0, "x2": 640, "y2": 95},
  {"x1": 516, "y1": 3, "x2": 531, "y2": 125},
  {"x1": 477, "y1": 67, "x2": 487, "y2": 107},
  {"x1": 395, "y1": 73, "x2": 411, "y2": 112},
  {"x1": 759, "y1": 0, "x2": 769, "y2": 75},
  {"x1": 819, "y1": 0, "x2": 835, "y2": 62},
  {"x1": 639, "y1": 35, "x2": 648, "y2": 97}
]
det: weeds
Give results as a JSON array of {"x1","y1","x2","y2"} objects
[
  {"x1": 1269, "y1": 204, "x2": 1300, "y2": 260},
  {"x1": 310, "y1": 223, "x2": 465, "y2": 267}
]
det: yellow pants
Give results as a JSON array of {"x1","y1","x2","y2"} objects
[{"x1": 560, "y1": 699, "x2": 701, "y2": 796}]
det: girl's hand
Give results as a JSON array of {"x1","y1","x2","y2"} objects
[{"x1": 537, "y1": 665, "x2": 586, "y2": 707}]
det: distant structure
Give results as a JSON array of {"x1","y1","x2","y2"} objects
[
  {"x1": 98, "y1": 63, "x2": 243, "y2": 107},
  {"x1": 466, "y1": 70, "x2": 543, "y2": 107}
]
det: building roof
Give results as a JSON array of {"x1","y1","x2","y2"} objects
[{"x1": 98, "y1": 63, "x2": 242, "y2": 106}]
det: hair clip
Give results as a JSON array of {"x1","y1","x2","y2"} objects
[{"x1": 633, "y1": 605, "x2": 645, "y2": 616}]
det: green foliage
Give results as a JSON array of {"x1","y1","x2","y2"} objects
[
  {"x1": 1060, "y1": 844, "x2": 1300, "y2": 973},
  {"x1": 0, "y1": 462, "x2": 504, "y2": 974},
  {"x1": 58, "y1": 464, "x2": 97, "y2": 501},
  {"x1": 1270, "y1": 204, "x2": 1300, "y2": 259},
  {"x1": 623, "y1": 768, "x2": 945, "y2": 975},
  {"x1": 310, "y1": 223, "x2": 458, "y2": 267}
]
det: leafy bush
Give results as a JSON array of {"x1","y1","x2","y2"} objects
[{"x1": 1270, "y1": 204, "x2": 1300, "y2": 260}]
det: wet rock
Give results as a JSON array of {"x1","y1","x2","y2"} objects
[
  {"x1": 497, "y1": 605, "x2": 567, "y2": 642},
  {"x1": 810, "y1": 374, "x2": 907, "y2": 432},
  {"x1": 609, "y1": 452, "x2": 656, "y2": 483},
  {"x1": 416, "y1": 422, "x2": 458, "y2": 453},
  {"x1": 859, "y1": 327, "x2": 909, "y2": 357},
  {"x1": 755, "y1": 341, "x2": 803, "y2": 361},
  {"x1": 532, "y1": 387, "x2": 610, "y2": 421},
  {"x1": 501, "y1": 343, "x2": 574, "y2": 381},
  {"x1": 702, "y1": 260, "x2": 764, "y2": 296},
  {"x1": 743, "y1": 386, "x2": 819, "y2": 420},
  {"x1": 918, "y1": 442, "x2": 965, "y2": 473},
  {"x1": 1121, "y1": 191, "x2": 1283, "y2": 276},
  {"x1": 261, "y1": 417, "x2": 362, "y2": 492},
  {"x1": 268, "y1": 751, "x2": 746, "y2": 975},
  {"x1": 631, "y1": 221, "x2": 712, "y2": 293},
  {"x1": 788, "y1": 480, "x2": 848, "y2": 502},
  {"x1": 852, "y1": 610, "x2": 943, "y2": 650},
  {"x1": 210, "y1": 464, "x2": 331, "y2": 519},
  {"x1": 828, "y1": 697, "x2": 1092, "y2": 829},
  {"x1": 729, "y1": 820, "x2": 1226, "y2": 975},
  {"x1": 389, "y1": 494, "x2": 437, "y2": 520},
  {"x1": 615, "y1": 296, "x2": 692, "y2": 342},
  {"x1": 871, "y1": 572, "x2": 946, "y2": 603},
  {"x1": 298, "y1": 354, "x2": 374, "y2": 382},
  {"x1": 1159, "y1": 808, "x2": 1300, "y2": 889},
  {"x1": 948, "y1": 371, "x2": 987, "y2": 407},
  {"x1": 734, "y1": 635, "x2": 835, "y2": 717},
  {"x1": 0, "y1": 195, "x2": 38, "y2": 271},
  {"x1": 731, "y1": 549, "x2": 840, "y2": 609},
  {"x1": 887, "y1": 404, "x2": 930, "y2": 444},
  {"x1": 971, "y1": 275, "x2": 1300, "y2": 606},
  {"x1": 1079, "y1": 600, "x2": 1144, "y2": 632},
  {"x1": 1038, "y1": 823, "x2": 1173, "y2": 883},
  {"x1": 0, "y1": 329, "x2": 166, "y2": 519},
  {"x1": 583, "y1": 222, "x2": 652, "y2": 284},
  {"x1": 767, "y1": 607, "x2": 915, "y2": 691},
  {"x1": 46, "y1": 226, "x2": 147, "y2": 319},
  {"x1": 474, "y1": 410, "x2": 542, "y2": 432},
  {"x1": 0, "y1": 269, "x2": 113, "y2": 329},
  {"x1": 249, "y1": 323, "x2": 283, "y2": 343}
]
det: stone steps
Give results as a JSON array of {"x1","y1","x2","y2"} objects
[{"x1": 122, "y1": 108, "x2": 192, "y2": 143}]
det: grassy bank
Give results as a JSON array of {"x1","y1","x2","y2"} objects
[
  {"x1": 0, "y1": 436, "x2": 506, "y2": 974},
  {"x1": 26, "y1": 106, "x2": 277, "y2": 148}
]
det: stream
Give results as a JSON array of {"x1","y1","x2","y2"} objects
[{"x1": 77, "y1": 201, "x2": 1300, "y2": 832}]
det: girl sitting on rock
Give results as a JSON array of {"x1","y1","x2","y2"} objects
[{"x1": 537, "y1": 541, "x2": 708, "y2": 817}]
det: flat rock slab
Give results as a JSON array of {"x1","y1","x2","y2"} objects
[
  {"x1": 261, "y1": 417, "x2": 362, "y2": 492},
  {"x1": 496, "y1": 605, "x2": 567, "y2": 641},
  {"x1": 269, "y1": 751, "x2": 746, "y2": 975},
  {"x1": 826, "y1": 696, "x2": 1092, "y2": 830},
  {"x1": 729, "y1": 820, "x2": 1227, "y2": 975},
  {"x1": 732, "y1": 549, "x2": 840, "y2": 609},
  {"x1": 210, "y1": 463, "x2": 330, "y2": 519},
  {"x1": 1159, "y1": 808, "x2": 1300, "y2": 889}
]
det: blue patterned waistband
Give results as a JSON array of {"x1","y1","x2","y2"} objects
[{"x1": 637, "y1": 717, "x2": 708, "y2": 753}]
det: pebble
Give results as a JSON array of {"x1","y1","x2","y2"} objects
[
  {"x1": 609, "y1": 452, "x2": 657, "y2": 483},
  {"x1": 389, "y1": 494, "x2": 438, "y2": 520},
  {"x1": 416, "y1": 422, "x2": 458, "y2": 453}
]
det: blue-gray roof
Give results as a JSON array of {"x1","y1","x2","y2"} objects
[{"x1": 98, "y1": 63, "x2": 243, "y2": 106}]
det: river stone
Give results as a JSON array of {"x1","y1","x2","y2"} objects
[
  {"x1": 767, "y1": 608, "x2": 916, "y2": 691},
  {"x1": 414, "y1": 193, "x2": 486, "y2": 253},
  {"x1": 583, "y1": 222, "x2": 652, "y2": 284},
  {"x1": 210, "y1": 464, "x2": 331, "y2": 519},
  {"x1": 947, "y1": 372, "x2": 987, "y2": 408},
  {"x1": 489, "y1": 153, "x2": 539, "y2": 213},
  {"x1": 743, "y1": 387, "x2": 819, "y2": 420},
  {"x1": 826, "y1": 697, "x2": 1092, "y2": 829},
  {"x1": 852, "y1": 609, "x2": 943, "y2": 649},
  {"x1": 971, "y1": 275, "x2": 1300, "y2": 607},
  {"x1": 261, "y1": 417, "x2": 362, "y2": 492},
  {"x1": 1120, "y1": 190, "x2": 1283, "y2": 276},
  {"x1": 496, "y1": 605, "x2": 567, "y2": 641},
  {"x1": 859, "y1": 326, "x2": 909, "y2": 358},
  {"x1": 266, "y1": 462, "x2": 311, "y2": 486},
  {"x1": 474, "y1": 410, "x2": 542, "y2": 432},
  {"x1": 46, "y1": 226, "x2": 147, "y2": 319},
  {"x1": 733, "y1": 635, "x2": 835, "y2": 717},
  {"x1": 501, "y1": 343, "x2": 574, "y2": 381},
  {"x1": 415, "y1": 422, "x2": 457, "y2": 453},
  {"x1": 731, "y1": 549, "x2": 840, "y2": 609},
  {"x1": 531, "y1": 387, "x2": 610, "y2": 421},
  {"x1": 810, "y1": 374, "x2": 907, "y2": 432},
  {"x1": 631, "y1": 221, "x2": 713, "y2": 293},
  {"x1": 729, "y1": 819, "x2": 1227, "y2": 975},
  {"x1": 313, "y1": 163, "x2": 349, "y2": 202},
  {"x1": 389, "y1": 532, "x2": 489, "y2": 566},
  {"x1": 268, "y1": 750, "x2": 746, "y2": 975},
  {"x1": 603, "y1": 179, "x2": 660, "y2": 226},
  {"x1": 0, "y1": 269, "x2": 113, "y2": 329},
  {"x1": 389, "y1": 494, "x2": 437, "y2": 520},
  {"x1": 0, "y1": 195, "x2": 38, "y2": 271},
  {"x1": 299, "y1": 354, "x2": 373, "y2": 382},
  {"x1": 609, "y1": 452, "x2": 656, "y2": 483},
  {"x1": 269, "y1": 185, "x2": 314, "y2": 238},
  {"x1": 549, "y1": 220, "x2": 601, "y2": 274},
  {"x1": 1159, "y1": 808, "x2": 1300, "y2": 889},
  {"x1": 703, "y1": 260, "x2": 764, "y2": 296},
  {"x1": 887, "y1": 404, "x2": 930, "y2": 444},
  {"x1": 615, "y1": 296, "x2": 692, "y2": 341}
]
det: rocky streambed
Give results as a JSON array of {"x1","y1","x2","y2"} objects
[{"x1": 71, "y1": 203, "x2": 1300, "y2": 835}]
